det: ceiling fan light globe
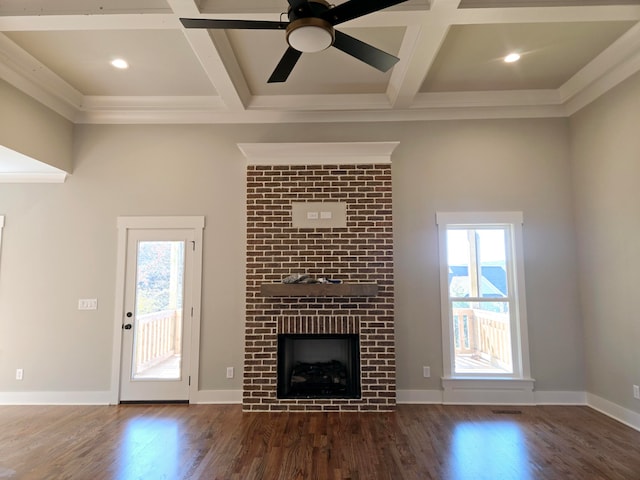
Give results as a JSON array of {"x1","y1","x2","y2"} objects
[{"x1": 286, "y1": 18, "x2": 334, "y2": 53}]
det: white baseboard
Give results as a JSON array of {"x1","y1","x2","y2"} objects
[
  {"x1": 193, "y1": 389, "x2": 242, "y2": 404},
  {"x1": 0, "y1": 391, "x2": 111, "y2": 405},
  {"x1": 396, "y1": 389, "x2": 443, "y2": 404},
  {"x1": 587, "y1": 393, "x2": 640, "y2": 432},
  {"x1": 534, "y1": 390, "x2": 587, "y2": 405},
  {"x1": 441, "y1": 378, "x2": 536, "y2": 405},
  {"x1": 2, "y1": 388, "x2": 636, "y2": 434},
  {"x1": 397, "y1": 389, "x2": 587, "y2": 406},
  {"x1": 0, "y1": 390, "x2": 243, "y2": 405}
]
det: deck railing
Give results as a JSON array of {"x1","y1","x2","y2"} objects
[
  {"x1": 453, "y1": 307, "x2": 511, "y2": 371},
  {"x1": 134, "y1": 309, "x2": 182, "y2": 374}
]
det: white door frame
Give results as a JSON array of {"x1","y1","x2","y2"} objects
[{"x1": 110, "y1": 216, "x2": 204, "y2": 404}]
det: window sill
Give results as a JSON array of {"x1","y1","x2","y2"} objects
[{"x1": 441, "y1": 377, "x2": 535, "y2": 405}]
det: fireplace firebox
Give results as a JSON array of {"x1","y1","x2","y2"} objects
[{"x1": 277, "y1": 334, "x2": 361, "y2": 399}]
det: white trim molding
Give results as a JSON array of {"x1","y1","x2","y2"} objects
[
  {"x1": 588, "y1": 393, "x2": 640, "y2": 432},
  {"x1": 0, "y1": 172, "x2": 67, "y2": 183},
  {"x1": 441, "y1": 378, "x2": 536, "y2": 405},
  {"x1": 0, "y1": 390, "x2": 111, "y2": 405},
  {"x1": 397, "y1": 389, "x2": 444, "y2": 404},
  {"x1": 534, "y1": 390, "x2": 587, "y2": 405},
  {"x1": 192, "y1": 389, "x2": 243, "y2": 404},
  {"x1": 397, "y1": 389, "x2": 587, "y2": 406},
  {"x1": 237, "y1": 142, "x2": 400, "y2": 166}
]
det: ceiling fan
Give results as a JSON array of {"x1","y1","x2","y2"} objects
[{"x1": 180, "y1": 0, "x2": 410, "y2": 83}]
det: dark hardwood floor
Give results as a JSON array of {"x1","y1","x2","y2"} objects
[{"x1": 0, "y1": 404, "x2": 639, "y2": 479}]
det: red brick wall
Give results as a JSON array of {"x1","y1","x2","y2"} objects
[{"x1": 244, "y1": 164, "x2": 395, "y2": 411}]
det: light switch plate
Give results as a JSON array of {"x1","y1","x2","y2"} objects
[
  {"x1": 291, "y1": 202, "x2": 347, "y2": 228},
  {"x1": 78, "y1": 299, "x2": 98, "y2": 310}
]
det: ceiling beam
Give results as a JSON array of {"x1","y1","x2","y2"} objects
[
  {"x1": 387, "y1": 0, "x2": 457, "y2": 108},
  {"x1": 0, "y1": 33, "x2": 82, "y2": 121},
  {"x1": 453, "y1": 5, "x2": 640, "y2": 24},
  {"x1": 0, "y1": 14, "x2": 178, "y2": 31},
  {"x1": 167, "y1": 0, "x2": 250, "y2": 111}
]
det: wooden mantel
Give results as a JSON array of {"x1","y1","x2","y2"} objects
[{"x1": 260, "y1": 283, "x2": 378, "y2": 297}]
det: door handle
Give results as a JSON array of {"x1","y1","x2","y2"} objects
[{"x1": 123, "y1": 324, "x2": 132, "y2": 330}]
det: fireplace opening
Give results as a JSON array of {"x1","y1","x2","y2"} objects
[{"x1": 277, "y1": 334, "x2": 361, "y2": 399}]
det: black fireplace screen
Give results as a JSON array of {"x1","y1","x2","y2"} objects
[{"x1": 277, "y1": 334, "x2": 361, "y2": 399}]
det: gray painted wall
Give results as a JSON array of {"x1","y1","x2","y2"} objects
[
  {"x1": 0, "y1": 79, "x2": 74, "y2": 173},
  {"x1": 0, "y1": 118, "x2": 586, "y2": 395},
  {"x1": 570, "y1": 71, "x2": 640, "y2": 412}
]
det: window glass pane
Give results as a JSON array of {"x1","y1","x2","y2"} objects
[
  {"x1": 453, "y1": 315, "x2": 460, "y2": 349},
  {"x1": 476, "y1": 228, "x2": 508, "y2": 298},
  {"x1": 447, "y1": 229, "x2": 471, "y2": 297},
  {"x1": 447, "y1": 228, "x2": 508, "y2": 299},
  {"x1": 452, "y1": 301, "x2": 513, "y2": 375}
]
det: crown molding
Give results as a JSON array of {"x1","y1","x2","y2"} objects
[
  {"x1": 0, "y1": 173, "x2": 67, "y2": 184},
  {"x1": 237, "y1": 141, "x2": 400, "y2": 165},
  {"x1": 0, "y1": 34, "x2": 81, "y2": 121}
]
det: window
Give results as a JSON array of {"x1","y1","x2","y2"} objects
[{"x1": 437, "y1": 212, "x2": 532, "y2": 385}]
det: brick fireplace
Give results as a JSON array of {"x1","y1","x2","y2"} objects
[{"x1": 242, "y1": 143, "x2": 396, "y2": 412}]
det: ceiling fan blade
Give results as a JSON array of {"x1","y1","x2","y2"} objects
[
  {"x1": 268, "y1": 47, "x2": 303, "y2": 83},
  {"x1": 180, "y1": 18, "x2": 287, "y2": 30},
  {"x1": 321, "y1": 0, "x2": 410, "y2": 26},
  {"x1": 332, "y1": 30, "x2": 399, "y2": 72}
]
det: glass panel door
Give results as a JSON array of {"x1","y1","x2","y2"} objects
[{"x1": 119, "y1": 228, "x2": 194, "y2": 402}]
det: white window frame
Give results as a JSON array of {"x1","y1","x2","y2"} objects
[
  {"x1": 0, "y1": 215, "x2": 4, "y2": 256},
  {"x1": 436, "y1": 212, "x2": 534, "y2": 404}
]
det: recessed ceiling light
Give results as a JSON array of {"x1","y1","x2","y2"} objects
[
  {"x1": 504, "y1": 53, "x2": 521, "y2": 63},
  {"x1": 111, "y1": 58, "x2": 129, "y2": 69}
]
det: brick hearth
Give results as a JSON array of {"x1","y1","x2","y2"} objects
[{"x1": 244, "y1": 163, "x2": 395, "y2": 411}]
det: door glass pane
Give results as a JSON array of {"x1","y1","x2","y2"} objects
[
  {"x1": 132, "y1": 241, "x2": 185, "y2": 380},
  {"x1": 452, "y1": 301, "x2": 513, "y2": 375}
]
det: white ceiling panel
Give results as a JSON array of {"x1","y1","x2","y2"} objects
[
  {"x1": 5, "y1": 29, "x2": 216, "y2": 95},
  {"x1": 421, "y1": 21, "x2": 636, "y2": 92}
]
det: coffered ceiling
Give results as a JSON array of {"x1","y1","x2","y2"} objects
[{"x1": 1, "y1": 0, "x2": 640, "y2": 124}]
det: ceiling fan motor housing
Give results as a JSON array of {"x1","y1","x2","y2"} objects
[
  {"x1": 287, "y1": 0, "x2": 332, "y2": 21},
  {"x1": 286, "y1": 0, "x2": 335, "y2": 53}
]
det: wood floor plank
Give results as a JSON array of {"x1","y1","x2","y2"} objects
[{"x1": 0, "y1": 404, "x2": 639, "y2": 479}]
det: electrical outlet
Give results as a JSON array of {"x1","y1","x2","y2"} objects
[
  {"x1": 633, "y1": 385, "x2": 640, "y2": 400},
  {"x1": 226, "y1": 367, "x2": 234, "y2": 379},
  {"x1": 16, "y1": 369, "x2": 23, "y2": 380},
  {"x1": 423, "y1": 366, "x2": 431, "y2": 378}
]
